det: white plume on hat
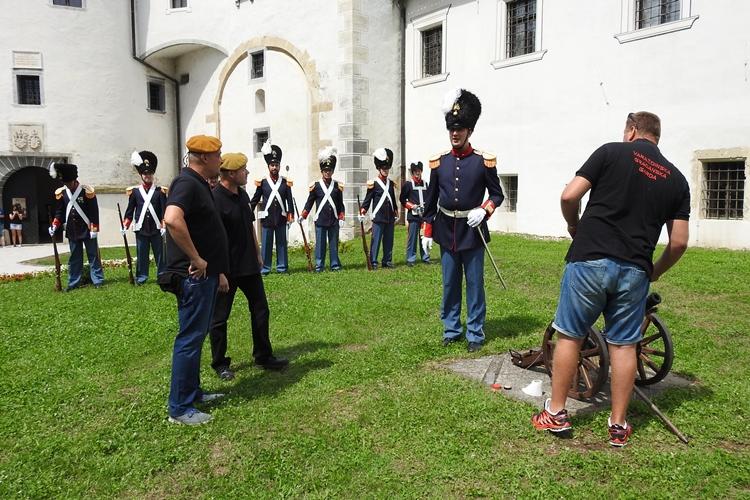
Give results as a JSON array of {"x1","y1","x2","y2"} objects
[
  {"x1": 130, "y1": 151, "x2": 144, "y2": 167},
  {"x1": 373, "y1": 148, "x2": 387, "y2": 161},
  {"x1": 261, "y1": 141, "x2": 272, "y2": 155},
  {"x1": 442, "y1": 88, "x2": 462, "y2": 115},
  {"x1": 318, "y1": 146, "x2": 337, "y2": 162},
  {"x1": 49, "y1": 162, "x2": 56, "y2": 178}
]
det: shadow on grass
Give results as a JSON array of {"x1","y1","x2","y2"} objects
[{"x1": 484, "y1": 314, "x2": 548, "y2": 341}]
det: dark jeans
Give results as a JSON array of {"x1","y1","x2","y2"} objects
[
  {"x1": 135, "y1": 232, "x2": 165, "y2": 284},
  {"x1": 209, "y1": 273, "x2": 273, "y2": 370}
]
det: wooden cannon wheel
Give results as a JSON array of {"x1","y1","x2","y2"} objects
[{"x1": 635, "y1": 313, "x2": 674, "y2": 386}]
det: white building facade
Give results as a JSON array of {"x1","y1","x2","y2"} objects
[{"x1": 2, "y1": 0, "x2": 748, "y2": 249}]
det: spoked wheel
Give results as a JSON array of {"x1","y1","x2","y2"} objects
[
  {"x1": 635, "y1": 313, "x2": 674, "y2": 386},
  {"x1": 542, "y1": 323, "x2": 610, "y2": 399}
]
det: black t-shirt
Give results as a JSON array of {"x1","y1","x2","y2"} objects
[
  {"x1": 212, "y1": 183, "x2": 261, "y2": 278},
  {"x1": 165, "y1": 167, "x2": 229, "y2": 278},
  {"x1": 566, "y1": 139, "x2": 690, "y2": 275}
]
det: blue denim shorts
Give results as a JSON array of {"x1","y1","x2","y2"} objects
[{"x1": 552, "y1": 258, "x2": 650, "y2": 345}]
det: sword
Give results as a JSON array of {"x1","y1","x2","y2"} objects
[{"x1": 476, "y1": 226, "x2": 507, "y2": 290}]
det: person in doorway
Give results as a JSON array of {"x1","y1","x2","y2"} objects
[
  {"x1": 9, "y1": 203, "x2": 24, "y2": 247},
  {"x1": 49, "y1": 163, "x2": 104, "y2": 291},
  {"x1": 532, "y1": 111, "x2": 690, "y2": 447},
  {"x1": 0, "y1": 206, "x2": 4, "y2": 247},
  {"x1": 359, "y1": 148, "x2": 398, "y2": 269},
  {"x1": 123, "y1": 150, "x2": 168, "y2": 285}
]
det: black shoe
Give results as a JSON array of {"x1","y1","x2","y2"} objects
[
  {"x1": 94, "y1": 283, "x2": 103, "y2": 289},
  {"x1": 407, "y1": 262, "x2": 414, "y2": 267},
  {"x1": 383, "y1": 263, "x2": 395, "y2": 269},
  {"x1": 467, "y1": 341, "x2": 482, "y2": 353},
  {"x1": 442, "y1": 337, "x2": 459, "y2": 347},
  {"x1": 216, "y1": 367, "x2": 235, "y2": 381},
  {"x1": 255, "y1": 356, "x2": 289, "y2": 370},
  {"x1": 64, "y1": 285, "x2": 80, "y2": 292}
]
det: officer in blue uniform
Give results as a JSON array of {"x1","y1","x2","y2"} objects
[
  {"x1": 299, "y1": 147, "x2": 345, "y2": 272},
  {"x1": 358, "y1": 148, "x2": 398, "y2": 269},
  {"x1": 49, "y1": 162, "x2": 105, "y2": 291},
  {"x1": 400, "y1": 160, "x2": 431, "y2": 267},
  {"x1": 250, "y1": 143, "x2": 294, "y2": 275},
  {"x1": 123, "y1": 150, "x2": 168, "y2": 284},
  {"x1": 421, "y1": 89, "x2": 504, "y2": 353}
]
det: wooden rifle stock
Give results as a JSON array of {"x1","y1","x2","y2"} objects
[
  {"x1": 117, "y1": 203, "x2": 135, "y2": 285},
  {"x1": 357, "y1": 195, "x2": 373, "y2": 270},
  {"x1": 293, "y1": 197, "x2": 313, "y2": 272},
  {"x1": 46, "y1": 205, "x2": 62, "y2": 292}
]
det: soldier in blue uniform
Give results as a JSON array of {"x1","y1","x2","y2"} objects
[
  {"x1": 421, "y1": 89, "x2": 504, "y2": 353},
  {"x1": 400, "y1": 160, "x2": 431, "y2": 267},
  {"x1": 122, "y1": 150, "x2": 168, "y2": 285},
  {"x1": 48, "y1": 162, "x2": 105, "y2": 291},
  {"x1": 358, "y1": 148, "x2": 398, "y2": 269},
  {"x1": 250, "y1": 143, "x2": 294, "y2": 275},
  {"x1": 299, "y1": 147, "x2": 345, "y2": 272}
]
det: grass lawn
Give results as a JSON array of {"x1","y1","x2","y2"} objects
[{"x1": 1, "y1": 227, "x2": 749, "y2": 499}]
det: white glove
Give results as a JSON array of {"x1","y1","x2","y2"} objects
[
  {"x1": 421, "y1": 236, "x2": 433, "y2": 254},
  {"x1": 297, "y1": 216, "x2": 305, "y2": 224},
  {"x1": 120, "y1": 227, "x2": 127, "y2": 236},
  {"x1": 357, "y1": 214, "x2": 366, "y2": 223},
  {"x1": 160, "y1": 227, "x2": 167, "y2": 236},
  {"x1": 338, "y1": 219, "x2": 345, "y2": 228},
  {"x1": 48, "y1": 225, "x2": 56, "y2": 237},
  {"x1": 467, "y1": 208, "x2": 486, "y2": 228},
  {"x1": 90, "y1": 231, "x2": 98, "y2": 239}
]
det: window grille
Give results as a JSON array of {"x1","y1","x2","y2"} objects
[
  {"x1": 53, "y1": 0, "x2": 83, "y2": 6},
  {"x1": 702, "y1": 161, "x2": 745, "y2": 220},
  {"x1": 636, "y1": 0, "x2": 680, "y2": 29},
  {"x1": 507, "y1": 0, "x2": 536, "y2": 58},
  {"x1": 500, "y1": 175, "x2": 518, "y2": 212},
  {"x1": 148, "y1": 82, "x2": 165, "y2": 111},
  {"x1": 255, "y1": 131, "x2": 269, "y2": 153},
  {"x1": 421, "y1": 26, "x2": 442, "y2": 77},
  {"x1": 251, "y1": 52, "x2": 264, "y2": 79},
  {"x1": 17, "y1": 75, "x2": 41, "y2": 105},
  {"x1": 171, "y1": 0, "x2": 188, "y2": 8}
]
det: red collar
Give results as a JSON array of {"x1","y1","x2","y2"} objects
[
  {"x1": 142, "y1": 183, "x2": 153, "y2": 189},
  {"x1": 412, "y1": 177, "x2": 422, "y2": 183},
  {"x1": 269, "y1": 175, "x2": 279, "y2": 181},
  {"x1": 378, "y1": 174, "x2": 388, "y2": 182},
  {"x1": 451, "y1": 144, "x2": 473, "y2": 158}
]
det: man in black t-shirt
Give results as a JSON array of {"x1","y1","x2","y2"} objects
[
  {"x1": 164, "y1": 135, "x2": 230, "y2": 426},
  {"x1": 533, "y1": 112, "x2": 690, "y2": 447},
  {"x1": 209, "y1": 152, "x2": 289, "y2": 381}
]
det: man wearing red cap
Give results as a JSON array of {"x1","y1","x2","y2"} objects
[{"x1": 162, "y1": 134, "x2": 229, "y2": 425}]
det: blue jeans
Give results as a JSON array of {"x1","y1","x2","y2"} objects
[
  {"x1": 68, "y1": 238, "x2": 104, "y2": 287},
  {"x1": 553, "y1": 258, "x2": 650, "y2": 345},
  {"x1": 370, "y1": 221, "x2": 394, "y2": 268},
  {"x1": 169, "y1": 275, "x2": 218, "y2": 418},
  {"x1": 406, "y1": 221, "x2": 430, "y2": 264},
  {"x1": 441, "y1": 245, "x2": 486, "y2": 343},
  {"x1": 314, "y1": 225, "x2": 342, "y2": 271},
  {"x1": 261, "y1": 225, "x2": 289, "y2": 274},
  {"x1": 135, "y1": 232, "x2": 164, "y2": 284}
]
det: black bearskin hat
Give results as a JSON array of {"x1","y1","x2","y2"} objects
[
  {"x1": 443, "y1": 88, "x2": 482, "y2": 130},
  {"x1": 373, "y1": 148, "x2": 393, "y2": 169}
]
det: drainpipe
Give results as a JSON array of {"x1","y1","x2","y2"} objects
[
  {"x1": 399, "y1": 0, "x2": 407, "y2": 226},
  {"x1": 130, "y1": 0, "x2": 182, "y2": 176}
]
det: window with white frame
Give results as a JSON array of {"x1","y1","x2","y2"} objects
[
  {"x1": 701, "y1": 161, "x2": 746, "y2": 220},
  {"x1": 254, "y1": 128, "x2": 270, "y2": 155},
  {"x1": 15, "y1": 74, "x2": 42, "y2": 106},
  {"x1": 52, "y1": 0, "x2": 83, "y2": 7},
  {"x1": 410, "y1": 5, "x2": 450, "y2": 87},
  {"x1": 492, "y1": 0, "x2": 546, "y2": 70},
  {"x1": 499, "y1": 175, "x2": 518, "y2": 212},
  {"x1": 250, "y1": 51, "x2": 264, "y2": 80},
  {"x1": 171, "y1": 0, "x2": 187, "y2": 8},
  {"x1": 615, "y1": 0, "x2": 698, "y2": 43},
  {"x1": 147, "y1": 80, "x2": 166, "y2": 112}
]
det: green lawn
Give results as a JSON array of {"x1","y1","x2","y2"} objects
[{"x1": 1, "y1": 228, "x2": 749, "y2": 499}]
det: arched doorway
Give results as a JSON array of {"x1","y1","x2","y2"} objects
[{"x1": 2, "y1": 166, "x2": 61, "y2": 244}]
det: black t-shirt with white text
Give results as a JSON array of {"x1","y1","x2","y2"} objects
[{"x1": 566, "y1": 139, "x2": 690, "y2": 276}]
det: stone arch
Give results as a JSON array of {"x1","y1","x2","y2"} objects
[{"x1": 212, "y1": 36, "x2": 333, "y2": 171}]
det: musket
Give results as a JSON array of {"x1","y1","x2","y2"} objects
[
  {"x1": 476, "y1": 226, "x2": 507, "y2": 290},
  {"x1": 117, "y1": 203, "x2": 135, "y2": 285},
  {"x1": 357, "y1": 194, "x2": 373, "y2": 271},
  {"x1": 292, "y1": 197, "x2": 313, "y2": 272},
  {"x1": 46, "y1": 205, "x2": 62, "y2": 292}
]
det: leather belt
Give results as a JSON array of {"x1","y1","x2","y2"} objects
[{"x1": 438, "y1": 205, "x2": 471, "y2": 218}]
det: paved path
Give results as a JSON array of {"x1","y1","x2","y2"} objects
[{"x1": 0, "y1": 244, "x2": 56, "y2": 276}]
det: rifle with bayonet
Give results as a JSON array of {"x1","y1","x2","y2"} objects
[
  {"x1": 117, "y1": 203, "x2": 135, "y2": 285},
  {"x1": 357, "y1": 194, "x2": 373, "y2": 271},
  {"x1": 293, "y1": 197, "x2": 313, "y2": 272},
  {"x1": 46, "y1": 205, "x2": 62, "y2": 292}
]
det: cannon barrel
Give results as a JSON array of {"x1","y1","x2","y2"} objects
[{"x1": 645, "y1": 292, "x2": 662, "y2": 312}]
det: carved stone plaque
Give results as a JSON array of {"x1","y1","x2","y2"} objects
[
  {"x1": 13, "y1": 51, "x2": 43, "y2": 69},
  {"x1": 10, "y1": 125, "x2": 45, "y2": 153}
]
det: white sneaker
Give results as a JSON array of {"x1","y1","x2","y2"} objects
[{"x1": 168, "y1": 409, "x2": 213, "y2": 425}]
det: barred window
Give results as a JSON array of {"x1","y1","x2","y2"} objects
[
  {"x1": 507, "y1": 0, "x2": 536, "y2": 58},
  {"x1": 701, "y1": 161, "x2": 745, "y2": 220},
  {"x1": 500, "y1": 175, "x2": 518, "y2": 212},
  {"x1": 636, "y1": 0, "x2": 680, "y2": 29},
  {"x1": 251, "y1": 52, "x2": 264, "y2": 79},
  {"x1": 171, "y1": 0, "x2": 188, "y2": 8},
  {"x1": 53, "y1": 0, "x2": 83, "y2": 6},
  {"x1": 254, "y1": 129, "x2": 269, "y2": 154},
  {"x1": 148, "y1": 81, "x2": 165, "y2": 112},
  {"x1": 421, "y1": 26, "x2": 442, "y2": 78},
  {"x1": 17, "y1": 75, "x2": 41, "y2": 105}
]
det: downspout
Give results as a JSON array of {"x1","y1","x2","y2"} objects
[
  {"x1": 130, "y1": 0, "x2": 182, "y2": 176},
  {"x1": 399, "y1": 0, "x2": 407, "y2": 226}
]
